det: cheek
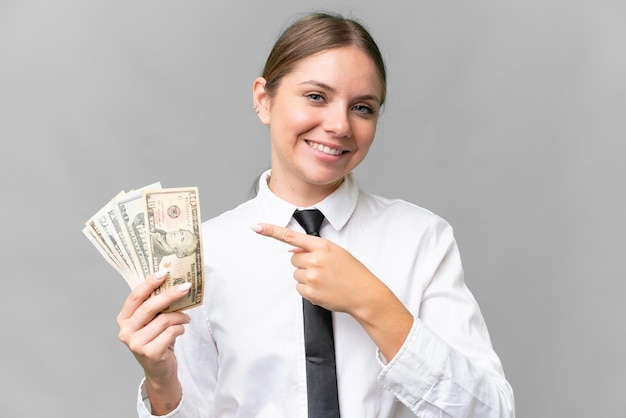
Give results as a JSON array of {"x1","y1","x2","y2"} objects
[
  {"x1": 272, "y1": 106, "x2": 319, "y2": 138},
  {"x1": 287, "y1": 106, "x2": 319, "y2": 132},
  {"x1": 353, "y1": 120, "x2": 377, "y2": 148}
]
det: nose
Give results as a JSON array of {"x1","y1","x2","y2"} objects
[{"x1": 322, "y1": 106, "x2": 352, "y2": 138}]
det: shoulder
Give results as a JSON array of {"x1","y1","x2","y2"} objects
[
  {"x1": 357, "y1": 190, "x2": 447, "y2": 227},
  {"x1": 201, "y1": 197, "x2": 258, "y2": 235},
  {"x1": 353, "y1": 190, "x2": 457, "y2": 249}
]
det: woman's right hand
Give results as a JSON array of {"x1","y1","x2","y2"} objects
[{"x1": 117, "y1": 270, "x2": 192, "y2": 413}]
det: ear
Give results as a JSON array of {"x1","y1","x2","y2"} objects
[{"x1": 252, "y1": 77, "x2": 271, "y2": 125}]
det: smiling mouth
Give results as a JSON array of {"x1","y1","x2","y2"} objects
[{"x1": 306, "y1": 140, "x2": 345, "y2": 156}]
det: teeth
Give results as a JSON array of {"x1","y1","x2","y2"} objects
[{"x1": 306, "y1": 140, "x2": 344, "y2": 156}]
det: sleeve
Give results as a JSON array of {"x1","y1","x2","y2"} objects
[
  {"x1": 136, "y1": 305, "x2": 218, "y2": 418},
  {"x1": 377, "y1": 217, "x2": 515, "y2": 417}
]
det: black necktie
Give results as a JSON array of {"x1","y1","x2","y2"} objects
[{"x1": 293, "y1": 209, "x2": 340, "y2": 418}]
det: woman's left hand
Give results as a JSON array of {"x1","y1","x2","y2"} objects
[
  {"x1": 252, "y1": 223, "x2": 378, "y2": 313},
  {"x1": 251, "y1": 223, "x2": 414, "y2": 359}
]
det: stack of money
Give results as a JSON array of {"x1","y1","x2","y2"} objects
[{"x1": 83, "y1": 184, "x2": 204, "y2": 312}]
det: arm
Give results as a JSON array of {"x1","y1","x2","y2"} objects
[
  {"x1": 378, "y1": 218, "x2": 515, "y2": 417},
  {"x1": 116, "y1": 270, "x2": 190, "y2": 416},
  {"x1": 252, "y1": 221, "x2": 515, "y2": 417}
]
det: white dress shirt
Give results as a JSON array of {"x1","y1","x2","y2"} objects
[{"x1": 137, "y1": 170, "x2": 515, "y2": 417}]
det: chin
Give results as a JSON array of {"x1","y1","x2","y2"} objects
[{"x1": 304, "y1": 172, "x2": 346, "y2": 188}]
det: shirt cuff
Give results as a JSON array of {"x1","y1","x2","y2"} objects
[{"x1": 376, "y1": 318, "x2": 450, "y2": 408}]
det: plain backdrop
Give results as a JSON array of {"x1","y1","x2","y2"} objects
[{"x1": 1, "y1": 1, "x2": 624, "y2": 417}]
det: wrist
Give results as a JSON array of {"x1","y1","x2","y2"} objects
[
  {"x1": 351, "y1": 285, "x2": 413, "y2": 360},
  {"x1": 350, "y1": 280, "x2": 398, "y2": 326},
  {"x1": 145, "y1": 375, "x2": 183, "y2": 416}
]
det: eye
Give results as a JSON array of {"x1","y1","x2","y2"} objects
[
  {"x1": 353, "y1": 104, "x2": 375, "y2": 116},
  {"x1": 305, "y1": 92, "x2": 325, "y2": 103}
]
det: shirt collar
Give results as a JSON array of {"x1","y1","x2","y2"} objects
[{"x1": 255, "y1": 169, "x2": 359, "y2": 232}]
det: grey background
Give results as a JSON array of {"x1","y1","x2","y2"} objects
[{"x1": 1, "y1": 1, "x2": 624, "y2": 417}]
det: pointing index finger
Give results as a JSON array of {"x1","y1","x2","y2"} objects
[{"x1": 251, "y1": 223, "x2": 316, "y2": 250}]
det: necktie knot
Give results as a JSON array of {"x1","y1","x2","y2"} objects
[{"x1": 293, "y1": 209, "x2": 325, "y2": 237}]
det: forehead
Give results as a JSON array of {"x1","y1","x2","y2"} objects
[{"x1": 286, "y1": 46, "x2": 383, "y2": 99}]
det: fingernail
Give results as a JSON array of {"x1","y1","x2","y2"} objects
[
  {"x1": 154, "y1": 270, "x2": 168, "y2": 281},
  {"x1": 177, "y1": 282, "x2": 192, "y2": 292},
  {"x1": 250, "y1": 224, "x2": 263, "y2": 233}
]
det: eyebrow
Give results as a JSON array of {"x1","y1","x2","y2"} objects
[{"x1": 299, "y1": 80, "x2": 381, "y2": 104}]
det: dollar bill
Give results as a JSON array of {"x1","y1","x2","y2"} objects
[
  {"x1": 143, "y1": 187, "x2": 204, "y2": 312},
  {"x1": 92, "y1": 191, "x2": 138, "y2": 281},
  {"x1": 85, "y1": 211, "x2": 135, "y2": 283},
  {"x1": 82, "y1": 225, "x2": 128, "y2": 280},
  {"x1": 84, "y1": 183, "x2": 203, "y2": 312},
  {"x1": 114, "y1": 182, "x2": 162, "y2": 285}
]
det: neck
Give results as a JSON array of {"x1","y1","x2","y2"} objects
[{"x1": 267, "y1": 173, "x2": 343, "y2": 207}]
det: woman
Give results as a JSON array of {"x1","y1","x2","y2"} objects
[{"x1": 117, "y1": 12, "x2": 515, "y2": 417}]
